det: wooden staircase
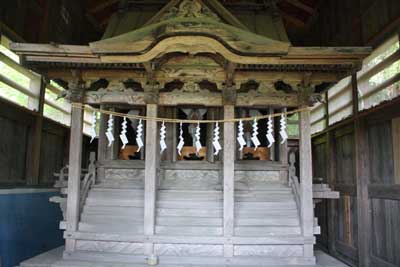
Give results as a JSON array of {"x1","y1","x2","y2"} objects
[{"x1": 58, "y1": 169, "x2": 316, "y2": 266}]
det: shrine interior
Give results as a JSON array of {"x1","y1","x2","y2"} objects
[{"x1": 0, "y1": 1, "x2": 399, "y2": 267}]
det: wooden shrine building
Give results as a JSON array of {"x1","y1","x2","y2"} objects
[{"x1": 9, "y1": 0, "x2": 371, "y2": 266}]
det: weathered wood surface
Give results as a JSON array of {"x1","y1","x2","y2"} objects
[
  {"x1": 66, "y1": 103, "x2": 84, "y2": 252},
  {"x1": 143, "y1": 104, "x2": 158, "y2": 255},
  {"x1": 223, "y1": 105, "x2": 235, "y2": 257},
  {"x1": 299, "y1": 108, "x2": 314, "y2": 258},
  {"x1": 312, "y1": 100, "x2": 400, "y2": 267}
]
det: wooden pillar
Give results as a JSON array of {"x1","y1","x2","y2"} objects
[
  {"x1": 65, "y1": 101, "x2": 84, "y2": 252},
  {"x1": 223, "y1": 105, "x2": 235, "y2": 257},
  {"x1": 299, "y1": 108, "x2": 314, "y2": 257},
  {"x1": 354, "y1": 118, "x2": 371, "y2": 267},
  {"x1": 144, "y1": 104, "x2": 158, "y2": 256},
  {"x1": 352, "y1": 72, "x2": 371, "y2": 267},
  {"x1": 106, "y1": 108, "x2": 119, "y2": 160},
  {"x1": 207, "y1": 108, "x2": 216, "y2": 162},
  {"x1": 279, "y1": 107, "x2": 288, "y2": 165},
  {"x1": 97, "y1": 108, "x2": 107, "y2": 181},
  {"x1": 326, "y1": 131, "x2": 337, "y2": 254},
  {"x1": 26, "y1": 77, "x2": 46, "y2": 185},
  {"x1": 171, "y1": 108, "x2": 177, "y2": 162},
  {"x1": 268, "y1": 107, "x2": 275, "y2": 161}
]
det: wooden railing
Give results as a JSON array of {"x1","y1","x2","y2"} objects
[{"x1": 288, "y1": 151, "x2": 301, "y2": 214}]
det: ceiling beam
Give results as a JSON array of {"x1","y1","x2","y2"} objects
[
  {"x1": 88, "y1": 0, "x2": 120, "y2": 14},
  {"x1": 280, "y1": 11, "x2": 306, "y2": 27},
  {"x1": 284, "y1": 0, "x2": 314, "y2": 14}
]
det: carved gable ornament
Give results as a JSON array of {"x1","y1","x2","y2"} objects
[{"x1": 160, "y1": 0, "x2": 221, "y2": 22}]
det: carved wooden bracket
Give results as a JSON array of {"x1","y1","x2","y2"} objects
[
  {"x1": 68, "y1": 80, "x2": 85, "y2": 103},
  {"x1": 143, "y1": 82, "x2": 161, "y2": 104},
  {"x1": 223, "y1": 85, "x2": 237, "y2": 105}
]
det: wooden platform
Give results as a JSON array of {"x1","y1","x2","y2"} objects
[{"x1": 18, "y1": 247, "x2": 350, "y2": 267}]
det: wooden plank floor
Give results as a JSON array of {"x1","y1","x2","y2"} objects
[{"x1": 18, "y1": 247, "x2": 349, "y2": 267}]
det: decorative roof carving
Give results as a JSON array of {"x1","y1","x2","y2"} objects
[{"x1": 159, "y1": 0, "x2": 220, "y2": 22}]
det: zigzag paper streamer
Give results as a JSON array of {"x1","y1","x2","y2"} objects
[
  {"x1": 89, "y1": 111, "x2": 97, "y2": 143},
  {"x1": 266, "y1": 115, "x2": 275, "y2": 148},
  {"x1": 136, "y1": 119, "x2": 143, "y2": 152},
  {"x1": 212, "y1": 122, "x2": 221, "y2": 156},
  {"x1": 195, "y1": 122, "x2": 202, "y2": 153},
  {"x1": 251, "y1": 118, "x2": 260, "y2": 150},
  {"x1": 237, "y1": 120, "x2": 246, "y2": 151},
  {"x1": 105, "y1": 115, "x2": 114, "y2": 147},
  {"x1": 160, "y1": 121, "x2": 167, "y2": 154},
  {"x1": 177, "y1": 122, "x2": 184, "y2": 156},
  {"x1": 119, "y1": 117, "x2": 129, "y2": 149},
  {"x1": 280, "y1": 114, "x2": 288, "y2": 144}
]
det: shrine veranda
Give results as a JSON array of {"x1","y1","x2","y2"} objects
[{"x1": 10, "y1": 0, "x2": 370, "y2": 265}]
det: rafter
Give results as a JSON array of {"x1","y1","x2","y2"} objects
[
  {"x1": 88, "y1": 0, "x2": 119, "y2": 14},
  {"x1": 284, "y1": 0, "x2": 314, "y2": 14},
  {"x1": 280, "y1": 11, "x2": 306, "y2": 27}
]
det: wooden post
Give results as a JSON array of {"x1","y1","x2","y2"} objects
[
  {"x1": 279, "y1": 107, "x2": 288, "y2": 165},
  {"x1": 268, "y1": 107, "x2": 275, "y2": 161},
  {"x1": 352, "y1": 72, "x2": 371, "y2": 267},
  {"x1": 144, "y1": 104, "x2": 158, "y2": 256},
  {"x1": 326, "y1": 131, "x2": 337, "y2": 254},
  {"x1": 223, "y1": 105, "x2": 235, "y2": 257},
  {"x1": 325, "y1": 91, "x2": 330, "y2": 128},
  {"x1": 26, "y1": 77, "x2": 46, "y2": 185},
  {"x1": 65, "y1": 101, "x2": 84, "y2": 252},
  {"x1": 97, "y1": 108, "x2": 107, "y2": 181},
  {"x1": 171, "y1": 108, "x2": 177, "y2": 162},
  {"x1": 207, "y1": 108, "x2": 216, "y2": 162},
  {"x1": 299, "y1": 108, "x2": 314, "y2": 258}
]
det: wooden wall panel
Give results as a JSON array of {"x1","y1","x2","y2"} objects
[
  {"x1": 334, "y1": 129, "x2": 355, "y2": 185},
  {"x1": 0, "y1": 98, "x2": 91, "y2": 186},
  {"x1": 368, "y1": 121, "x2": 395, "y2": 184},
  {"x1": 370, "y1": 198, "x2": 400, "y2": 266},
  {"x1": 0, "y1": 116, "x2": 28, "y2": 184},
  {"x1": 313, "y1": 107, "x2": 400, "y2": 266}
]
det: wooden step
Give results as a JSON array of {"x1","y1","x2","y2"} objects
[
  {"x1": 155, "y1": 226, "x2": 223, "y2": 236},
  {"x1": 235, "y1": 226, "x2": 301, "y2": 236},
  {"x1": 156, "y1": 216, "x2": 222, "y2": 226},
  {"x1": 64, "y1": 251, "x2": 316, "y2": 266},
  {"x1": 80, "y1": 214, "x2": 144, "y2": 224},
  {"x1": 78, "y1": 222, "x2": 144, "y2": 234}
]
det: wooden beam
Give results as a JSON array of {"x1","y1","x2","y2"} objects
[
  {"x1": 97, "y1": 109, "x2": 108, "y2": 181},
  {"x1": 26, "y1": 77, "x2": 46, "y2": 185},
  {"x1": 281, "y1": 11, "x2": 306, "y2": 27},
  {"x1": 352, "y1": 72, "x2": 371, "y2": 267},
  {"x1": 88, "y1": 0, "x2": 119, "y2": 14},
  {"x1": 223, "y1": 105, "x2": 235, "y2": 257},
  {"x1": 354, "y1": 117, "x2": 371, "y2": 267},
  {"x1": 280, "y1": 107, "x2": 288, "y2": 165},
  {"x1": 326, "y1": 131, "x2": 336, "y2": 254},
  {"x1": 143, "y1": 0, "x2": 181, "y2": 26},
  {"x1": 284, "y1": 0, "x2": 314, "y2": 14},
  {"x1": 393, "y1": 117, "x2": 400, "y2": 185},
  {"x1": 144, "y1": 104, "x2": 158, "y2": 258},
  {"x1": 205, "y1": 0, "x2": 249, "y2": 30},
  {"x1": 299, "y1": 108, "x2": 314, "y2": 258},
  {"x1": 65, "y1": 100, "x2": 84, "y2": 252}
]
